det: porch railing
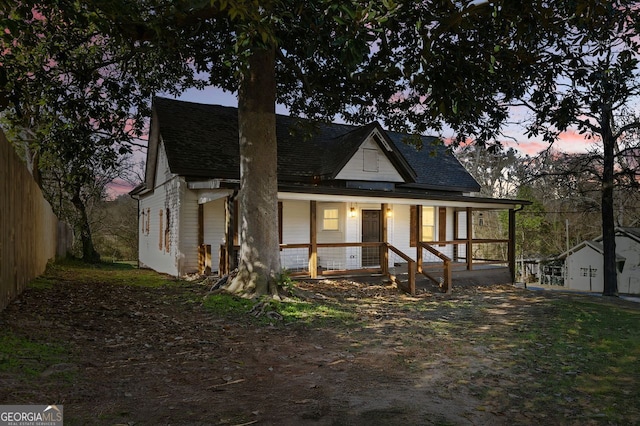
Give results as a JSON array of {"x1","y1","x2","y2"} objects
[
  {"x1": 214, "y1": 242, "x2": 418, "y2": 295},
  {"x1": 417, "y1": 242, "x2": 452, "y2": 294},
  {"x1": 205, "y1": 238, "x2": 509, "y2": 295}
]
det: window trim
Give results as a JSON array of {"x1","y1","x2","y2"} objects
[
  {"x1": 421, "y1": 206, "x2": 435, "y2": 242},
  {"x1": 322, "y1": 207, "x2": 340, "y2": 231}
]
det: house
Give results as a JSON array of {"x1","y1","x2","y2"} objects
[
  {"x1": 131, "y1": 97, "x2": 529, "y2": 293},
  {"x1": 539, "y1": 227, "x2": 640, "y2": 295}
]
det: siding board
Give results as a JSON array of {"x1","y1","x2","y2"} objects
[{"x1": 335, "y1": 137, "x2": 404, "y2": 182}]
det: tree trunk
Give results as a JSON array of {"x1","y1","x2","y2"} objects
[
  {"x1": 227, "y1": 47, "x2": 281, "y2": 298},
  {"x1": 601, "y1": 111, "x2": 618, "y2": 296},
  {"x1": 71, "y1": 187, "x2": 101, "y2": 263}
]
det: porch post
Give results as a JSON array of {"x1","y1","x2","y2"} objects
[
  {"x1": 381, "y1": 203, "x2": 388, "y2": 275},
  {"x1": 416, "y1": 205, "x2": 423, "y2": 273},
  {"x1": 309, "y1": 200, "x2": 317, "y2": 278},
  {"x1": 197, "y1": 204, "x2": 207, "y2": 274},
  {"x1": 466, "y1": 207, "x2": 473, "y2": 271},
  {"x1": 225, "y1": 195, "x2": 235, "y2": 273},
  {"x1": 453, "y1": 209, "x2": 459, "y2": 262},
  {"x1": 508, "y1": 208, "x2": 516, "y2": 283}
]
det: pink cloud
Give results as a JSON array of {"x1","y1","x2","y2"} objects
[
  {"x1": 503, "y1": 140, "x2": 549, "y2": 156},
  {"x1": 106, "y1": 178, "x2": 136, "y2": 199}
]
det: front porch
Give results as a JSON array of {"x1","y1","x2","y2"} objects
[{"x1": 198, "y1": 200, "x2": 517, "y2": 295}]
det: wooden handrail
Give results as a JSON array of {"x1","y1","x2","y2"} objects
[
  {"x1": 386, "y1": 243, "x2": 414, "y2": 263},
  {"x1": 385, "y1": 243, "x2": 416, "y2": 296},
  {"x1": 418, "y1": 242, "x2": 452, "y2": 262},
  {"x1": 421, "y1": 238, "x2": 509, "y2": 245},
  {"x1": 417, "y1": 242, "x2": 452, "y2": 294}
]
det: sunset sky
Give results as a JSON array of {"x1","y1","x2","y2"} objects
[{"x1": 171, "y1": 86, "x2": 593, "y2": 157}]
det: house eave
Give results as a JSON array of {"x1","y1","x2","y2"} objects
[
  {"x1": 277, "y1": 183, "x2": 529, "y2": 208},
  {"x1": 398, "y1": 182, "x2": 482, "y2": 193}
]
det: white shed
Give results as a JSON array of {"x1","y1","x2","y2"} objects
[
  {"x1": 596, "y1": 228, "x2": 640, "y2": 294},
  {"x1": 555, "y1": 229, "x2": 640, "y2": 294}
]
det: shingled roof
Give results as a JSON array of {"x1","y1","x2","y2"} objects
[{"x1": 151, "y1": 97, "x2": 481, "y2": 194}]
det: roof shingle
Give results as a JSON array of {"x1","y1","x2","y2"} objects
[{"x1": 152, "y1": 97, "x2": 481, "y2": 193}]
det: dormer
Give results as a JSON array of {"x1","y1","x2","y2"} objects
[{"x1": 331, "y1": 124, "x2": 416, "y2": 189}]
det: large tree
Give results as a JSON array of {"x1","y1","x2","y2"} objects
[
  {"x1": 82, "y1": 0, "x2": 507, "y2": 297},
  {"x1": 1, "y1": 1, "x2": 197, "y2": 260},
  {"x1": 3, "y1": 0, "x2": 565, "y2": 295},
  {"x1": 506, "y1": 0, "x2": 640, "y2": 296}
]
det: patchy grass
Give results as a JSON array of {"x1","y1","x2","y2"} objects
[
  {"x1": 202, "y1": 293, "x2": 360, "y2": 327},
  {"x1": 29, "y1": 259, "x2": 181, "y2": 289},
  {"x1": 203, "y1": 293, "x2": 255, "y2": 316},
  {"x1": 0, "y1": 334, "x2": 69, "y2": 377},
  {"x1": 276, "y1": 299, "x2": 360, "y2": 326},
  {"x1": 500, "y1": 299, "x2": 640, "y2": 422}
]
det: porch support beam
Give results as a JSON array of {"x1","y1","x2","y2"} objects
[
  {"x1": 508, "y1": 208, "x2": 516, "y2": 283},
  {"x1": 198, "y1": 204, "x2": 204, "y2": 247},
  {"x1": 309, "y1": 200, "x2": 317, "y2": 278},
  {"x1": 416, "y1": 205, "x2": 423, "y2": 273},
  {"x1": 225, "y1": 194, "x2": 236, "y2": 273},
  {"x1": 198, "y1": 204, "x2": 211, "y2": 274},
  {"x1": 466, "y1": 207, "x2": 473, "y2": 271},
  {"x1": 381, "y1": 203, "x2": 388, "y2": 275}
]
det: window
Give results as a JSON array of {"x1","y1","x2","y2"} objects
[
  {"x1": 363, "y1": 148, "x2": 378, "y2": 172},
  {"x1": 323, "y1": 208, "x2": 339, "y2": 231},
  {"x1": 422, "y1": 206, "x2": 435, "y2": 242},
  {"x1": 410, "y1": 206, "x2": 436, "y2": 245},
  {"x1": 141, "y1": 211, "x2": 145, "y2": 234},
  {"x1": 580, "y1": 267, "x2": 597, "y2": 277}
]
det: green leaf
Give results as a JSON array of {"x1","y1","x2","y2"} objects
[{"x1": 333, "y1": 16, "x2": 345, "y2": 25}]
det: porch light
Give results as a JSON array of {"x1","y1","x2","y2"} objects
[
  {"x1": 349, "y1": 207, "x2": 357, "y2": 218},
  {"x1": 386, "y1": 207, "x2": 393, "y2": 218}
]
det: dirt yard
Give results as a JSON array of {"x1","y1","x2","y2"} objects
[{"x1": 1, "y1": 266, "x2": 638, "y2": 425}]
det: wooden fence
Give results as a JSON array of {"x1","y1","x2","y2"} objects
[{"x1": 0, "y1": 130, "x2": 71, "y2": 311}]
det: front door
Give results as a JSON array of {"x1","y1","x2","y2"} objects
[{"x1": 362, "y1": 210, "x2": 381, "y2": 267}]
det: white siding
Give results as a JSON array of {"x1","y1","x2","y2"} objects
[
  {"x1": 566, "y1": 246, "x2": 603, "y2": 292},
  {"x1": 177, "y1": 185, "x2": 200, "y2": 275},
  {"x1": 335, "y1": 137, "x2": 404, "y2": 182},
  {"x1": 138, "y1": 176, "x2": 181, "y2": 276},
  {"x1": 202, "y1": 198, "x2": 226, "y2": 272},
  {"x1": 280, "y1": 200, "x2": 310, "y2": 271},
  {"x1": 616, "y1": 236, "x2": 640, "y2": 294},
  {"x1": 155, "y1": 139, "x2": 173, "y2": 186},
  {"x1": 282, "y1": 200, "x2": 309, "y2": 243},
  {"x1": 389, "y1": 204, "x2": 416, "y2": 261}
]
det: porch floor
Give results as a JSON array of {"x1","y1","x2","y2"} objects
[{"x1": 306, "y1": 265, "x2": 513, "y2": 293}]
